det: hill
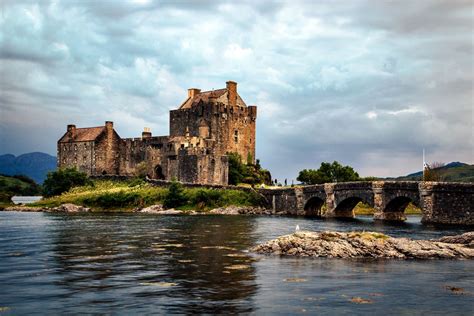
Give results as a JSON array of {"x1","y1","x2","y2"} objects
[
  {"x1": 0, "y1": 152, "x2": 56, "y2": 184},
  {"x1": 0, "y1": 174, "x2": 42, "y2": 203},
  {"x1": 393, "y1": 162, "x2": 474, "y2": 183}
]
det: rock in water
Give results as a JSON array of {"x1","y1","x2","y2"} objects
[
  {"x1": 435, "y1": 232, "x2": 474, "y2": 247},
  {"x1": 55, "y1": 203, "x2": 90, "y2": 213},
  {"x1": 251, "y1": 231, "x2": 474, "y2": 259}
]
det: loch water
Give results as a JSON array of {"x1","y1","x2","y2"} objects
[{"x1": 0, "y1": 212, "x2": 473, "y2": 315}]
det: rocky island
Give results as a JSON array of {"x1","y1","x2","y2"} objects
[{"x1": 252, "y1": 231, "x2": 474, "y2": 259}]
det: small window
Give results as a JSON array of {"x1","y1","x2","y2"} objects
[{"x1": 234, "y1": 130, "x2": 239, "y2": 143}]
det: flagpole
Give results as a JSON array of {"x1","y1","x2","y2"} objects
[{"x1": 423, "y1": 148, "x2": 426, "y2": 181}]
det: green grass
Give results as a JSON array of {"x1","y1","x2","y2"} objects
[
  {"x1": 353, "y1": 202, "x2": 422, "y2": 215},
  {"x1": 0, "y1": 174, "x2": 42, "y2": 203},
  {"x1": 31, "y1": 180, "x2": 262, "y2": 211}
]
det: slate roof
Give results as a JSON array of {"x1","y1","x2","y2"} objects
[
  {"x1": 179, "y1": 89, "x2": 227, "y2": 109},
  {"x1": 58, "y1": 126, "x2": 105, "y2": 143}
]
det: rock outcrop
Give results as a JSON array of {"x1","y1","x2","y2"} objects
[
  {"x1": 53, "y1": 203, "x2": 90, "y2": 213},
  {"x1": 252, "y1": 231, "x2": 474, "y2": 259},
  {"x1": 208, "y1": 206, "x2": 270, "y2": 215},
  {"x1": 139, "y1": 205, "x2": 188, "y2": 215},
  {"x1": 435, "y1": 232, "x2": 474, "y2": 248}
]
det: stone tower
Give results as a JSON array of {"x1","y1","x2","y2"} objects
[{"x1": 169, "y1": 81, "x2": 257, "y2": 163}]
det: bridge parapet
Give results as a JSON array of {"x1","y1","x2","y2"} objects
[{"x1": 419, "y1": 182, "x2": 474, "y2": 225}]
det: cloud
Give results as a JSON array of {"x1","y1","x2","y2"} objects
[{"x1": 0, "y1": 0, "x2": 472, "y2": 181}]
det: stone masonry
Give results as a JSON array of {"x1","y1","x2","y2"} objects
[
  {"x1": 259, "y1": 181, "x2": 474, "y2": 225},
  {"x1": 57, "y1": 81, "x2": 256, "y2": 185}
]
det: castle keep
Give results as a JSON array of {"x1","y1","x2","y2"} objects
[{"x1": 57, "y1": 81, "x2": 256, "y2": 185}]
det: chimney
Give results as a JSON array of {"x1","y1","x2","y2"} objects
[
  {"x1": 226, "y1": 81, "x2": 237, "y2": 107},
  {"x1": 188, "y1": 88, "x2": 201, "y2": 99},
  {"x1": 142, "y1": 127, "x2": 152, "y2": 139},
  {"x1": 67, "y1": 124, "x2": 76, "y2": 139},
  {"x1": 105, "y1": 121, "x2": 113, "y2": 137}
]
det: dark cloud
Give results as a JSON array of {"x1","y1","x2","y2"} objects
[{"x1": 0, "y1": 0, "x2": 472, "y2": 181}]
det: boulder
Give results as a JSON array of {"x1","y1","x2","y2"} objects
[
  {"x1": 54, "y1": 203, "x2": 90, "y2": 213},
  {"x1": 140, "y1": 205, "x2": 184, "y2": 215},
  {"x1": 208, "y1": 206, "x2": 270, "y2": 215}
]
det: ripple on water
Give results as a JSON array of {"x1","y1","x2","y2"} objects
[{"x1": 0, "y1": 212, "x2": 473, "y2": 314}]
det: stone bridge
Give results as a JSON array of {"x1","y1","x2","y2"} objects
[{"x1": 258, "y1": 181, "x2": 474, "y2": 225}]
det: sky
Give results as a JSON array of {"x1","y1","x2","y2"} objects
[{"x1": 0, "y1": 0, "x2": 473, "y2": 182}]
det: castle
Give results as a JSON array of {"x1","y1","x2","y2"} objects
[{"x1": 57, "y1": 81, "x2": 257, "y2": 185}]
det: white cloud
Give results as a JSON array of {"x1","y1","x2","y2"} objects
[{"x1": 223, "y1": 43, "x2": 252, "y2": 60}]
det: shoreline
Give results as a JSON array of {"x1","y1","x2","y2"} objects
[{"x1": 0, "y1": 203, "x2": 424, "y2": 217}]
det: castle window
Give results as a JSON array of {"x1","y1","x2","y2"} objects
[{"x1": 234, "y1": 130, "x2": 239, "y2": 143}]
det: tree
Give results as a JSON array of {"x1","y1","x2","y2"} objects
[
  {"x1": 163, "y1": 180, "x2": 187, "y2": 209},
  {"x1": 227, "y1": 152, "x2": 272, "y2": 185},
  {"x1": 43, "y1": 168, "x2": 91, "y2": 197},
  {"x1": 424, "y1": 162, "x2": 445, "y2": 181},
  {"x1": 228, "y1": 153, "x2": 245, "y2": 185},
  {"x1": 297, "y1": 161, "x2": 360, "y2": 185}
]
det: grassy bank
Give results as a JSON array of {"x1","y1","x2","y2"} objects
[
  {"x1": 354, "y1": 202, "x2": 422, "y2": 215},
  {"x1": 31, "y1": 180, "x2": 262, "y2": 211}
]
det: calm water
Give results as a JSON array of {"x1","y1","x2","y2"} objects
[{"x1": 0, "y1": 212, "x2": 473, "y2": 315}]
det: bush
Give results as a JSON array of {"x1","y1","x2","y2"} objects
[
  {"x1": 43, "y1": 168, "x2": 91, "y2": 197},
  {"x1": 82, "y1": 191, "x2": 141, "y2": 208},
  {"x1": 163, "y1": 180, "x2": 187, "y2": 209},
  {"x1": 228, "y1": 152, "x2": 272, "y2": 185}
]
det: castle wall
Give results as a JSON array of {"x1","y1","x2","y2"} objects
[
  {"x1": 170, "y1": 102, "x2": 256, "y2": 163},
  {"x1": 94, "y1": 127, "x2": 121, "y2": 175},
  {"x1": 57, "y1": 141, "x2": 95, "y2": 175},
  {"x1": 119, "y1": 136, "x2": 169, "y2": 177}
]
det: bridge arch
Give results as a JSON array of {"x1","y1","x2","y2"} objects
[
  {"x1": 304, "y1": 196, "x2": 325, "y2": 217},
  {"x1": 333, "y1": 197, "x2": 366, "y2": 217},
  {"x1": 384, "y1": 196, "x2": 415, "y2": 213}
]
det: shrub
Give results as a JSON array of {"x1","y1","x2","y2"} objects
[
  {"x1": 81, "y1": 191, "x2": 141, "y2": 208},
  {"x1": 163, "y1": 180, "x2": 187, "y2": 209},
  {"x1": 43, "y1": 168, "x2": 91, "y2": 197},
  {"x1": 228, "y1": 152, "x2": 272, "y2": 185}
]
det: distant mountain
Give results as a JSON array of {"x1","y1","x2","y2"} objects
[
  {"x1": 0, "y1": 152, "x2": 56, "y2": 184},
  {"x1": 394, "y1": 162, "x2": 474, "y2": 183}
]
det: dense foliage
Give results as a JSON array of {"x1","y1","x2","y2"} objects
[
  {"x1": 0, "y1": 174, "x2": 42, "y2": 202},
  {"x1": 163, "y1": 180, "x2": 187, "y2": 209},
  {"x1": 228, "y1": 153, "x2": 272, "y2": 186},
  {"x1": 297, "y1": 161, "x2": 360, "y2": 185},
  {"x1": 42, "y1": 168, "x2": 92, "y2": 197}
]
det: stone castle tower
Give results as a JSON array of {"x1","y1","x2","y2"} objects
[{"x1": 57, "y1": 81, "x2": 257, "y2": 185}]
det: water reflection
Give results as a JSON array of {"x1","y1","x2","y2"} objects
[
  {"x1": 51, "y1": 214, "x2": 259, "y2": 314},
  {"x1": 0, "y1": 212, "x2": 473, "y2": 315}
]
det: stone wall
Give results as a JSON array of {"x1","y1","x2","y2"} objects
[
  {"x1": 57, "y1": 141, "x2": 95, "y2": 174},
  {"x1": 420, "y1": 182, "x2": 474, "y2": 225}
]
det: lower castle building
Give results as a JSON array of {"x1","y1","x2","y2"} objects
[{"x1": 57, "y1": 81, "x2": 256, "y2": 185}]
